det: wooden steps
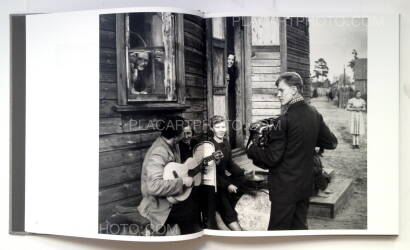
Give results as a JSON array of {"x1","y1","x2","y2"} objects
[
  {"x1": 233, "y1": 152, "x2": 353, "y2": 219},
  {"x1": 308, "y1": 177, "x2": 354, "y2": 218},
  {"x1": 231, "y1": 148, "x2": 245, "y2": 157},
  {"x1": 233, "y1": 153, "x2": 335, "y2": 177},
  {"x1": 324, "y1": 167, "x2": 335, "y2": 179},
  {"x1": 232, "y1": 152, "x2": 266, "y2": 172}
]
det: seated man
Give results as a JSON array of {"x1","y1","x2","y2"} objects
[
  {"x1": 175, "y1": 122, "x2": 203, "y2": 230},
  {"x1": 178, "y1": 122, "x2": 200, "y2": 163},
  {"x1": 137, "y1": 116, "x2": 198, "y2": 235}
]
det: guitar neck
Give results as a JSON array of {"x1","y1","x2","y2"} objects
[
  {"x1": 203, "y1": 154, "x2": 216, "y2": 163},
  {"x1": 187, "y1": 154, "x2": 218, "y2": 177}
]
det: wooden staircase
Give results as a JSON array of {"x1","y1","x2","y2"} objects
[
  {"x1": 232, "y1": 152, "x2": 354, "y2": 219},
  {"x1": 308, "y1": 176, "x2": 354, "y2": 218}
]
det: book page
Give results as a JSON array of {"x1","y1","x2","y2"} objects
[
  {"x1": 199, "y1": 14, "x2": 398, "y2": 237},
  {"x1": 24, "y1": 8, "x2": 206, "y2": 242}
]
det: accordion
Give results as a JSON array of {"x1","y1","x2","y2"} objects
[{"x1": 248, "y1": 116, "x2": 283, "y2": 147}]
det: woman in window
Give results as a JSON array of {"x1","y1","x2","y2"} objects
[
  {"x1": 346, "y1": 90, "x2": 366, "y2": 149},
  {"x1": 129, "y1": 51, "x2": 150, "y2": 94}
]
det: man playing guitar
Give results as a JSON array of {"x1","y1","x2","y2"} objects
[{"x1": 137, "y1": 116, "x2": 200, "y2": 235}]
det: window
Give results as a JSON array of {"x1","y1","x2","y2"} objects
[{"x1": 116, "y1": 13, "x2": 185, "y2": 105}]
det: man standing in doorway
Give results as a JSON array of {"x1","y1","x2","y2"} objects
[{"x1": 247, "y1": 72, "x2": 338, "y2": 230}]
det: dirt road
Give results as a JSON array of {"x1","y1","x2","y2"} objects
[{"x1": 309, "y1": 96, "x2": 367, "y2": 229}]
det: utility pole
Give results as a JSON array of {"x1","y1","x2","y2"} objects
[{"x1": 343, "y1": 65, "x2": 346, "y2": 86}]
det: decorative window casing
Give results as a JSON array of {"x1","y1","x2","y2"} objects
[{"x1": 115, "y1": 13, "x2": 185, "y2": 108}]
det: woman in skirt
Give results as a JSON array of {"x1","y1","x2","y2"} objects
[{"x1": 346, "y1": 90, "x2": 366, "y2": 149}]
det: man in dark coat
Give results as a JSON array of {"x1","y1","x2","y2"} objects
[{"x1": 246, "y1": 72, "x2": 338, "y2": 230}]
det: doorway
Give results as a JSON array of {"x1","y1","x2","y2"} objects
[
  {"x1": 206, "y1": 17, "x2": 247, "y2": 150},
  {"x1": 226, "y1": 17, "x2": 237, "y2": 148},
  {"x1": 226, "y1": 17, "x2": 246, "y2": 150}
]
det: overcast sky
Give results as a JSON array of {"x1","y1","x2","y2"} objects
[{"x1": 309, "y1": 17, "x2": 367, "y2": 81}]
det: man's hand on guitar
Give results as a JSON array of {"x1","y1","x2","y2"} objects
[{"x1": 182, "y1": 176, "x2": 193, "y2": 188}]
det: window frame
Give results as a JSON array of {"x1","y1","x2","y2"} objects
[{"x1": 115, "y1": 13, "x2": 186, "y2": 109}]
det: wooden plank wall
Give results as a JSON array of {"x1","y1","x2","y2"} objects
[
  {"x1": 250, "y1": 17, "x2": 282, "y2": 123},
  {"x1": 183, "y1": 15, "x2": 208, "y2": 124},
  {"x1": 286, "y1": 18, "x2": 311, "y2": 100},
  {"x1": 250, "y1": 49, "x2": 281, "y2": 122},
  {"x1": 98, "y1": 14, "x2": 207, "y2": 226},
  {"x1": 251, "y1": 17, "x2": 280, "y2": 46},
  {"x1": 355, "y1": 79, "x2": 367, "y2": 95}
]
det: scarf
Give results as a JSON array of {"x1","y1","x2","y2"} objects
[{"x1": 281, "y1": 95, "x2": 305, "y2": 114}]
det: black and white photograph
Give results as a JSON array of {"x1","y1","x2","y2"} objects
[{"x1": 98, "y1": 13, "x2": 368, "y2": 236}]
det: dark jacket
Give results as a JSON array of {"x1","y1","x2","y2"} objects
[
  {"x1": 210, "y1": 137, "x2": 245, "y2": 191},
  {"x1": 247, "y1": 100, "x2": 337, "y2": 204},
  {"x1": 178, "y1": 138, "x2": 199, "y2": 163}
]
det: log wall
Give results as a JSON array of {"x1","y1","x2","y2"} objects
[
  {"x1": 286, "y1": 18, "x2": 311, "y2": 100},
  {"x1": 98, "y1": 14, "x2": 207, "y2": 226}
]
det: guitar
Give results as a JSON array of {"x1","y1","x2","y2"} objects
[{"x1": 163, "y1": 148, "x2": 223, "y2": 204}]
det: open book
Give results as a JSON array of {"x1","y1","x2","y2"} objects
[{"x1": 10, "y1": 7, "x2": 399, "y2": 242}]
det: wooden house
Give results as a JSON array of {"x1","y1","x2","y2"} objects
[
  {"x1": 99, "y1": 14, "x2": 310, "y2": 229},
  {"x1": 351, "y1": 58, "x2": 367, "y2": 95}
]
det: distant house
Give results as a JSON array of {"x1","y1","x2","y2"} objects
[
  {"x1": 322, "y1": 79, "x2": 331, "y2": 88},
  {"x1": 351, "y1": 58, "x2": 367, "y2": 95}
]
